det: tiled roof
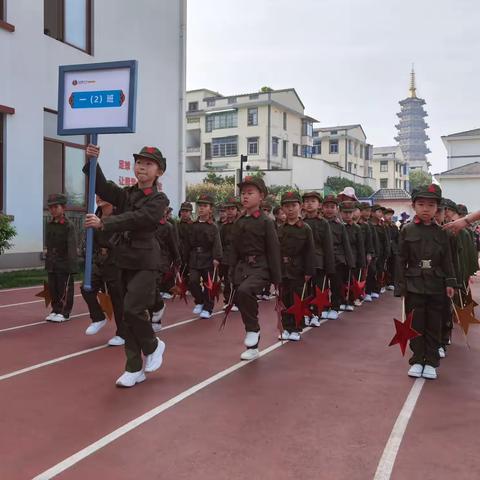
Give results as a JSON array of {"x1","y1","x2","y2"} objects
[
  {"x1": 315, "y1": 124, "x2": 361, "y2": 132},
  {"x1": 370, "y1": 189, "x2": 411, "y2": 200},
  {"x1": 442, "y1": 128, "x2": 480, "y2": 138},
  {"x1": 373, "y1": 146, "x2": 397, "y2": 154},
  {"x1": 436, "y1": 161, "x2": 480, "y2": 176}
]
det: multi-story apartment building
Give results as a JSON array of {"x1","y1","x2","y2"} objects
[
  {"x1": 185, "y1": 88, "x2": 317, "y2": 172},
  {"x1": 312, "y1": 124, "x2": 373, "y2": 179},
  {"x1": 372, "y1": 146, "x2": 409, "y2": 190}
]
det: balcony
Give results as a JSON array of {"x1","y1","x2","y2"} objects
[{"x1": 186, "y1": 146, "x2": 201, "y2": 154}]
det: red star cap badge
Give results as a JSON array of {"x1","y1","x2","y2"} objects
[
  {"x1": 145, "y1": 147, "x2": 156, "y2": 154},
  {"x1": 428, "y1": 184, "x2": 436, "y2": 193}
]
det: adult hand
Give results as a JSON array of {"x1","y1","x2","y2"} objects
[
  {"x1": 213, "y1": 259, "x2": 220, "y2": 269},
  {"x1": 86, "y1": 144, "x2": 100, "y2": 158},
  {"x1": 85, "y1": 214, "x2": 103, "y2": 229},
  {"x1": 446, "y1": 287, "x2": 455, "y2": 298}
]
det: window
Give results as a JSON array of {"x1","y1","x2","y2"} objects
[
  {"x1": 206, "y1": 99, "x2": 216, "y2": 107},
  {"x1": 44, "y1": 0, "x2": 92, "y2": 53},
  {"x1": 293, "y1": 144, "x2": 299, "y2": 156},
  {"x1": 188, "y1": 102, "x2": 198, "y2": 112},
  {"x1": 302, "y1": 145, "x2": 312, "y2": 158},
  {"x1": 228, "y1": 97, "x2": 237, "y2": 104},
  {"x1": 249, "y1": 94, "x2": 259, "y2": 100},
  {"x1": 272, "y1": 137, "x2": 279, "y2": 156},
  {"x1": 302, "y1": 121, "x2": 313, "y2": 137},
  {"x1": 212, "y1": 136, "x2": 238, "y2": 157},
  {"x1": 360, "y1": 145, "x2": 364, "y2": 159},
  {"x1": 380, "y1": 178, "x2": 388, "y2": 188},
  {"x1": 205, "y1": 143, "x2": 212, "y2": 160},
  {"x1": 329, "y1": 140, "x2": 338, "y2": 154},
  {"x1": 348, "y1": 140, "x2": 352, "y2": 154},
  {"x1": 0, "y1": 114, "x2": 3, "y2": 212},
  {"x1": 43, "y1": 110, "x2": 86, "y2": 209},
  {"x1": 247, "y1": 107, "x2": 258, "y2": 126},
  {"x1": 283, "y1": 112, "x2": 287, "y2": 130},
  {"x1": 247, "y1": 137, "x2": 259, "y2": 155},
  {"x1": 330, "y1": 130, "x2": 338, "y2": 135},
  {"x1": 348, "y1": 162, "x2": 352, "y2": 173},
  {"x1": 282, "y1": 140, "x2": 287, "y2": 159},
  {"x1": 354, "y1": 142, "x2": 358, "y2": 156},
  {"x1": 380, "y1": 161, "x2": 388, "y2": 172},
  {"x1": 312, "y1": 141, "x2": 321, "y2": 155},
  {"x1": 206, "y1": 111, "x2": 238, "y2": 132}
]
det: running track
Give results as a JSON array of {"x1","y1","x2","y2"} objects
[{"x1": 0, "y1": 281, "x2": 479, "y2": 479}]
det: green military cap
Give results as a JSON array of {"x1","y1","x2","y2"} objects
[
  {"x1": 371, "y1": 204, "x2": 383, "y2": 212},
  {"x1": 237, "y1": 175, "x2": 268, "y2": 196},
  {"x1": 197, "y1": 194, "x2": 215, "y2": 205},
  {"x1": 133, "y1": 146, "x2": 167, "y2": 172},
  {"x1": 411, "y1": 183, "x2": 442, "y2": 202},
  {"x1": 179, "y1": 201, "x2": 193, "y2": 211},
  {"x1": 384, "y1": 208, "x2": 395, "y2": 215},
  {"x1": 358, "y1": 202, "x2": 372, "y2": 211},
  {"x1": 302, "y1": 191, "x2": 323, "y2": 202},
  {"x1": 339, "y1": 201, "x2": 357, "y2": 212},
  {"x1": 323, "y1": 194, "x2": 339, "y2": 205},
  {"x1": 47, "y1": 193, "x2": 67, "y2": 206},
  {"x1": 457, "y1": 204, "x2": 468, "y2": 216},
  {"x1": 442, "y1": 198, "x2": 458, "y2": 213},
  {"x1": 223, "y1": 196, "x2": 240, "y2": 208},
  {"x1": 281, "y1": 191, "x2": 302, "y2": 204}
]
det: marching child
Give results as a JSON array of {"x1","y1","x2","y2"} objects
[
  {"x1": 322, "y1": 195, "x2": 354, "y2": 319},
  {"x1": 277, "y1": 192, "x2": 316, "y2": 341},
  {"x1": 370, "y1": 205, "x2": 390, "y2": 297},
  {"x1": 177, "y1": 201, "x2": 194, "y2": 276},
  {"x1": 383, "y1": 208, "x2": 399, "y2": 291},
  {"x1": 357, "y1": 203, "x2": 376, "y2": 303},
  {"x1": 273, "y1": 205, "x2": 287, "y2": 229},
  {"x1": 230, "y1": 176, "x2": 281, "y2": 360},
  {"x1": 81, "y1": 194, "x2": 126, "y2": 346},
  {"x1": 45, "y1": 193, "x2": 78, "y2": 322},
  {"x1": 186, "y1": 194, "x2": 223, "y2": 319},
  {"x1": 84, "y1": 145, "x2": 168, "y2": 388},
  {"x1": 395, "y1": 184, "x2": 456, "y2": 380},
  {"x1": 302, "y1": 191, "x2": 335, "y2": 324}
]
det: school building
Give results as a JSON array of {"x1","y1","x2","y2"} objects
[{"x1": 0, "y1": 0, "x2": 186, "y2": 269}]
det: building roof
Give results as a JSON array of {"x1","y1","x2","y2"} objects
[
  {"x1": 369, "y1": 189, "x2": 411, "y2": 200},
  {"x1": 436, "y1": 161, "x2": 480, "y2": 177},
  {"x1": 441, "y1": 128, "x2": 480, "y2": 139},
  {"x1": 373, "y1": 146, "x2": 397, "y2": 154},
  {"x1": 314, "y1": 124, "x2": 367, "y2": 140}
]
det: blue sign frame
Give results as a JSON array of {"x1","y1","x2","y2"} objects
[{"x1": 57, "y1": 60, "x2": 137, "y2": 136}]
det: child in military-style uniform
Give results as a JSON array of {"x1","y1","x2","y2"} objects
[
  {"x1": 358, "y1": 203, "x2": 376, "y2": 302},
  {"x1": 81, "y1": 194, "x2": 126, "y2": 346},
  {"x1": 150, "y1": 211, "x2": 181, "y2": 332},
  {"x1": 84, "y1": 145, "x2": 168, "y2": 388},
  {"x1": 230, "y1": 176, "x2": 281, "y2": 360},
  {"x1": 277, "y1": 192, "x2": 316, "y2": 341},
  {"x1": 369, "y1": 205, "x2": 390, "y2": 297},
  {"x1": 186, "y1": 194, "x2": 223, "y2": 319},
  {"x1": 383, "y1": 208, "x2": 399, "y2": 291},
  {"x1": 340, "y1": 201, "x2": 366, "y2": 311},
  {"x1": 322, "y1": 195, "x2": 354, "y2": 319},
  {"x1": 302, "y1": 191, "x2": 335, "y2": 324},
  {"x1": 45, "y1": 193, "x2": 78, "y2": 322},
  {"x1": 395, "y1": 184, "x2": 456, "y2": 380},
  {"x1": 273, "y1": 205, "x2": 286, "y2": 229},
  {"x1": 219, "y1": 197, "x2": 240, "y2": 310}
]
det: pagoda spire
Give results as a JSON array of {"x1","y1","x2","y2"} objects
[{"x1": 409, "y1": 64, "x2": 417, "y2": 98}]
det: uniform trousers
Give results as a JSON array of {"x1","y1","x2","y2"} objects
[
  {"x1": 189, "y1": 267, "x2": 214, "y2": 312},
  {"x1": 281, "y1": 277, "x2": 305, "y2": 333},
  {"x1": 48, "y1": 272, "x2": 74, "y2": 317}
]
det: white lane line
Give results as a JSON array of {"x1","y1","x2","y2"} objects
[
  {"x1": 373, "y1": 378, "x2": 426, "y2": 480},
  {"x1": 0, "y1": 294, "x2": 82, "y2": 309},
  {"x1": 0, "y1": 311, "x2": 223, "y2": 382},
  {"x1": 0, "y1": 312, "x2": 89, "y2": 334},
  {"x1": 0, "y1": 281, "x2": 82, "y2": 294},
  {"x1": 32, "y1": 323, "x2": 324, "y2": 480}
]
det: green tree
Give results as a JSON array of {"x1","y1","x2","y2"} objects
[
  {"x1": 408, "y1": 169, "x2": 432, "y2": 192},
  {"x1": 202, "y1": 173, "x2": 235, "y2": 186},
  {"x1": 0, "y1": 215, "x2": 16, "y2": 254},
  {"x1": 324, "y1": 177, "x2": 374, "y2": 198},
  {"x1": 260, "y1": 86, "x2": 273, "y2": 93}
]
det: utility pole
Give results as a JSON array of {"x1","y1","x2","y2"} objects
[{"x1": 239, "y1": 154, "x2": 248, "y2": 183}]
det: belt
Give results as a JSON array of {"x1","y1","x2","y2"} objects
[
  {"x1": 419, "y1": 259, "x2": 433, "y2": 269},
  {"x1": 241, "y1": 255, "x2": 264, "y2": 265},
  {"x1": 193, "y1": 246, "x2": 206, "y2": 253},
  {"x1": 282, "y1": 256, "x2": 292, "y2": 264}
]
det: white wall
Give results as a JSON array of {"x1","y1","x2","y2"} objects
[
  {"x1": 0, "y1": 0, "x2": 185, "y2": 261},
  {"x1": 444, "y1": 137, "x2": 480, "y2": 170},
  {"x1": 435, "y1": 177, "x2": 480, "y2": 212}
]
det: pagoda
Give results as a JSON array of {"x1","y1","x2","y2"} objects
[{"x1": 394, "y1": 67, "x2": 430, "y2": 172}]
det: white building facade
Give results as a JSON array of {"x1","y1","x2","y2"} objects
[
  {"x1": 0, "y1": 0, "x2": 186, "y2": 268},
  {"x1": 372, "y1": 146, "x2": 409, "y2": 190},
  {"x1": 441, "y1": 128, "x2": 480, "y2": 171}
]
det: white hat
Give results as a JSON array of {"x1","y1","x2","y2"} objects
[{"x1": 338, "y1": 186, "x2": 358, "y2": 201}]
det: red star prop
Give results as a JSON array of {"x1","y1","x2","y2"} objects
[
  {"x1": 352, "y1": 278, "x2": 366, "y2": 300},
  {"x1": 162, "y1": 267, "x2": 175, "y2": 283},
  {"x1": 171, "y1": 273, "x2": 188, "y2": 303},
  {"x1": 285, "y1": 293, "x2": 311, "y2": 328},
  {"x1": 308, "y1": 287, "x2": 330, "y2": 313},
  {"x1": 454, "y1": 302, "x2": 480, "y2": 336},
  {"x1": 388, "y1": 310, "x2": 421, "y2": 356},
  {"x1": 98, "y1": 292, "x2": 114, "y2": 321},
  {"x1": 205, "y1": 272, "x2": 222, "y2": 303},
  {"x1": 35, "y1": 281, "x2": 52, "y2": 309}
]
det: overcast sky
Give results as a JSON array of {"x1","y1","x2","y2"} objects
[{"x1": 187, "y1": 0, "x2": 480, "y2": 173}]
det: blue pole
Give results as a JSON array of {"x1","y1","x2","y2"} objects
[{"x1": 83, "y1": 133, "x2": 98, "y2": 291}]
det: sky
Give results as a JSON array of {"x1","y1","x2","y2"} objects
[{"x1": 186, "y1": 0, "x2": 480, "y2": 173}]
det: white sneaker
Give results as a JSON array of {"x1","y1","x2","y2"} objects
[
  {"x1": 85, "y1": 319, "x2": 107, "y2": 335},
  {"x1": 193, "y1": 304, "x2": 203, "y2": 315},
  {"x1": 304, "y1": 315, "x2": 311, "y2": 327},
  {"x1": 144, "y1": 338, "x2": 166, "y2": 373},
  {"x1": 200, "y1": 310, "x2": 212, "y2": 319},
  {"x1": 438, "y1": 347, "x2": 446, "y2": 358},
  {"x1": 321, "y1": 311, "x2": 329, "y2": 319},
  {"x1": 310, "y1": 316, "x2": 321, "y2": 327},
  {"x1": 231, "y1": 305, "x2": 239, "y2": 312},
  {"x1": 327, "y1": 310, "x2": 339, "y2": 320},
  {"x1": 279, "y1": 330, "x2": 290, "y2": 341},
  {"x1": 50, "y1": 314, "x2": 68, "y2": 323},
  {"x1": 408, "y1": 364, "x2": 424, "y2": 378},
  {"x1": 380, "y1": 287, "x2": 386, "y2": 294},
  {"x1": 240, "y1": 348, "x2": 259, "y2": 361},
  {"x1": 363, "y1": 295, "x2": 372, "y2": 302},
  {"x1": 371, "y1": 293, "x2": 380, "y2": 299},
  {"x1": 244, "y1": 331, "x2": 260, "y2": 348},
  {"x1": 161, "y1": 292, "x2": 173, "y2": 300},
  {"x1": 346, "y1": 305, "x2": 354, "y2": 312},
  {"x1": 354, "y1": 299, "x2": 362, "y2": 307},
  {"x1": 387, "y1": 285, "x2": 395, "y2": 291},
  {"x1": 108, "y1": 335, "x2": 125, "y2": 346},
  {"x1": 45, "y1": 312, "x2": 57, "y2": 321},
  {"x1": 152, "y1": 323, "x2": 162, "y2": 333},
  {"x1": 289, "y1": 332, "x2": 301, "y2": 341},
  {"x1": 116, "y1": 370, "x2": 146, "y2": 388},
  {"x1": 151, "y1": 305, "x2": 166, "y2": 323},
  {"x1": 422, "y1": 365, "x2": 437, "y2": 379},
  {"x1": 339, "y1": 304, "x2": 347, "y2": 311}
]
